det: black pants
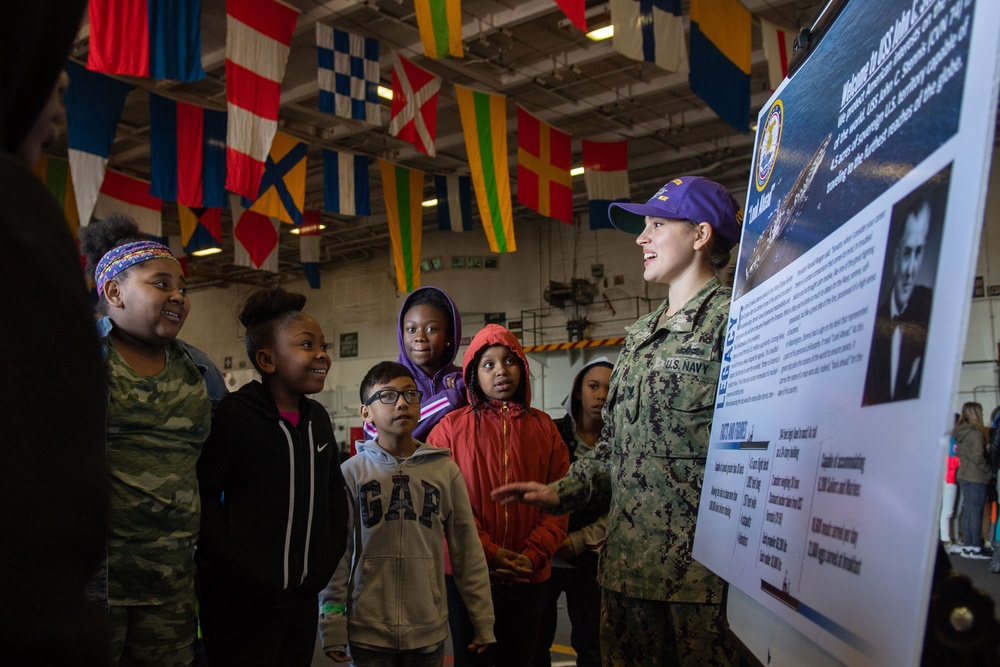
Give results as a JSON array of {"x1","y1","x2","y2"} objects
[
  {"x1": 446, "y1": 574, "x2": 545, "y2": 667},
  {"x1": 531, "y1": 566, "x2": 602, "y2": 667},
  {"x1": 197, "y1": 579, "x2": 317, "y2": 667}
]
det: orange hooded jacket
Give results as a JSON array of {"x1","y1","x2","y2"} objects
[{"x1": 428, "y1": 324, "x2": 569, "y2": 582}]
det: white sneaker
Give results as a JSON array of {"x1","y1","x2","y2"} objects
[
  {"x1": 948, "y1": 543, "x2": 966, "y2": 554},
  {"x1": 962, "y1": 547, "x2": 991, "y2": 560}
]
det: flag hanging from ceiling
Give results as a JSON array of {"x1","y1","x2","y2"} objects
[
  {"x1": 178, "y1": 205, "x2": 223, "y2": 254},
  {"x1": 149, "y1": 94, "x2": 227, "y2": 208},
  {"x1": 33, "y1": 155, "x2": 80, "y2": 236},
  {"x1": 555, "y1": 0, "x2": 586, "y2": 32},
  {"x1": 434, "y1": 174, "x2": 473, "y2": 232},
  {"x1": 94, "y1": 170, "x2": 163, "y2": 237},
  {"x1": 760, "y1": 18, "x2": 795, "y2": 90},
  {"x1": 316, "y1": 24, "x2": 381, "y2": 124},
  {"x1": 87, "y1": 0, "x2": 205, "y2": 81},
  {"x1": 583, "y1": 139, "x2": 629, "y2": 230},
  {"x1": 414, "y1": 0, "x2": 463, "y2": 59},
  {"x1": 64, "y1": 61, "x2": 131, "y2": 226},
  {"x1": 231, "y1": 193, "x2": 281, "y2": 272},
  {"x1": 517, "y1": 106, "x2": 573, "y2": 224},
  {"x1": 225, "y1": 0, "x2": 299, "y2": 199},
  {"x1": 245, "y1": 131, "x2": 307, "y2": 225},
  {"x1": 689, "y1": 0, "x2": 751, "y2": 132},
  {"x1": 454, "y1": 85, "x2": 515, "y2": 253},
  {"x1": 389, "y1": 52, "x2": 441, "y2": 156},
  {"x1": 379, "y1": 161, "x2": 424, "y2": 292},
  {"x1": 300, "y1": 209, "x2": 323, "y2": 289},
  {"x1": 610, "y1": 0, "x2": 687, "y2": 73},
  {"x1": 323, "y1": 149, "x2": 370, "y2": 216}
]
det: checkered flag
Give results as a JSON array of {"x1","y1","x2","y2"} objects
[{"x1": 316, "y1": 24, "x2": 381, "y2": 124}]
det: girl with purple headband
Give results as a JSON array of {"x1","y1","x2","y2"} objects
[{"x1": 80, "y1": 213, "x2": 225, "y2": 666}]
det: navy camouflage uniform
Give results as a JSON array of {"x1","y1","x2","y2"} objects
[{"x1": 552, "y1": 276, "x2": 736, "y2": 667}]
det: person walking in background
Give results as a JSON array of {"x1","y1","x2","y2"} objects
[
  {"x1": 428, "y1": 325, "x2": 570, "y2": 666},
  {"x1": 955, "y1": 401, "x2": 992, "y2": 560},
  {"x1": 1, "y1": 1, "x2": 108, "y2": 662},
  {"x1": 366, "y1": 286, "x2": 467, "y2": 441},
  {"x1": 80, "y1": 214, "x2": 226, "y2": 665},
  {"x1": 533, "y1": 358, "x2": 614, "y2": 667},
  {"x1": 197, "y1": 286, "x2": 348, "y2": 666},
  {"x1": 320, "y1": 361, "x2": 494, "y2": 665},
  {"x1": 493, "y1": 176, "x2": 743, "y2": 666},
  {"x1": 942, "y1": 413, "x2": 961, "y2": 552}
]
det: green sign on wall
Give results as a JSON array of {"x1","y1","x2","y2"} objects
[{"x1": 340, "y1": 332, "x2": 358, "y2": 358}]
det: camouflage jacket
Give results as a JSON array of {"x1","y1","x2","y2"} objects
[{"x1": 552, "y1": 276, "x2": 731, "y2": 603}]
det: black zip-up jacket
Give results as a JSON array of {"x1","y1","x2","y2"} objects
[{"x1": 196, "y1": 381, "x2": 348, "y2": 604}]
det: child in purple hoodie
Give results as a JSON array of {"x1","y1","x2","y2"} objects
[{"x1": 365, "y1": 286, "x2": 467, "y2": 441}]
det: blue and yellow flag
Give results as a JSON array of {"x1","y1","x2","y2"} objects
[
  {"x1": 689, "y1": 0, "x2": 751, "y2": 132},
  {"x1": 246, "y1": 131, "x2": 307, "y2": 225}
]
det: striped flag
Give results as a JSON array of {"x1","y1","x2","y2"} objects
[
  {"x1": 690, "y1": 0, "x2": 752, "y2": 132},
  {"x1": 87, "y1": 0, "x2": 205, "y2": 81},
  {"x1": 64, "y1": 61, "x2": 131, "y2": 226},
  {"x1": 389, "y1": 53, "x2": 441, "y2": 156},
  {"x1": 760, "y1": 18, "x2": 795, "y2": 90},
  {"x1": 555, "y1": 0, "x2": 586, "y2": 32},
  {"x1": 379, "y1": 161, "x2": 424, "y2": 292},
  {"x1": 516, "y1": 106, "x2": 573, "y2": 224},
  {"x1": 246, "y1": 131, "x2": 307, "y2": 225},
  {"x1": 149, "y1": 94, "x2": 227, "y2": 208},
  {"x1": 225, "y1": 0, "x2": 299, "y2": 199},
  {"x1": 300, "y1": 210, "x2": 323, "y2": 289},
  {"x1": 414, "y1": 0, "x2": 463, "y2": 59},
  {"x1": 322, "y1": 149, "x2": 370, "y2": 216},
  {"x1": 454, "y1": 85, "x2": 515, "y2": 253},
  {"x1": 583, "y1": 139, "x2": 629, "y2": 230},
  {"x1": 610, "y1": 0, "x2": 687, "y2": 73},
  {"x1": 94, "y1": 170, "x2": 163, "y2": 237},
  {"x1": 316, "y1": 24, "x2": 381, "y2": 124},
  {"x1": 178, "y1": 205, "x2": 222, "y2": 254},
  {"x1": 435, "y1": 174, "x2": 473, "y2": 232},
  {"x1": 33, "y1": 155, "x2": 80, "y2": 236},
  {"x1": 231, "y1": 193, "x2": 281, "y2": 272}
]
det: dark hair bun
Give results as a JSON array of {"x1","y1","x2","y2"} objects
[
  {"x1": 78, "y1": 212, "x2": 145, "y2": 279},
  {"x1": 239, "y1": 286, "x2": 307, "y2": 328}
]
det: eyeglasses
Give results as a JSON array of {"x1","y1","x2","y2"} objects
[{"x1": 364, "y1": 389, "x2": 424, "y2": 406}]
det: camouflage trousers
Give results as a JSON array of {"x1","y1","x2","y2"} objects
[
  {"x1": 108, "y1": 593, "x2": 196, "y2": 666},
  {"x1": 600, "y1": 588, "x2": 736, "y2": 667}
]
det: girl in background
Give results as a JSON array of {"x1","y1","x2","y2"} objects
[
  {"x1": 80, "y1": 213, "x2": 225, "y2": 666},
  {"x1": 366, "y1": 286, "x2": 466, "y2": 441},
  {"x1": 428, "y1": 325, "x2": 569, "y2": 666},
  {"x1": 533, "y1": 358, "x2": 614, "y2": 667},
  {"x1": 955, "y1": 401, "x2": 991, "y2": 559},
  {"x1": 196, "y1": 286, "x2": 348, "y2": 666}
]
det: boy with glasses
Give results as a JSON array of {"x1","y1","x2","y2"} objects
[{"x1": 319, "y1": 361, "x2": 495, "y2": 665}]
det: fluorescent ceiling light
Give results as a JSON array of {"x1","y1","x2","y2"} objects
[
  {"x1": 570, "y1": 166, "x2": 584, "y2": 176},
  {"x1": 377, "y1": 85, "x2": 393, "y2": 100},
  {"x1": 586, "y1": 25, "x2": 614, "y2": 41},
  {"x1": 289, "y1": 224, "x2": 326, "y2": 235},
  {"x1": 191, "y1": 247, "x2": 223, "y2": 257},
  {"x1": 422, "y1": 198, "x2": 438, "y2": 208}
]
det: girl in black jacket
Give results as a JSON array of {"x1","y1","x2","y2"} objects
[{"x1": 196, "y1": 287, "x2": 348, "y2": 666}]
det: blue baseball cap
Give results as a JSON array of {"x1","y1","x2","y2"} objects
[{"x1": 608, "y1": 176, "x2": 744, "y2": 245}]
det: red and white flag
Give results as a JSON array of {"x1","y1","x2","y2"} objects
[
  {"x1": 582, "y1": 139, "x2": 629, "y2": 230},
  {"x1": 388, "y1": 53, "x2": 441, "y2": 157},
  {"x1": 554, "y1": 0, "x2": 586, "y2": 32},
  {"x1": 225, "y1": 0, "x2": 299, "y2": 199},
  {"x1": 94, "y1": 170, "x2": 163, "y2": 237},
  {"x1": 760, "y1": 18, "x2": 795, "y2": 90},
  {"x1": 230, "y1": 193, "x2": 281, "y2": 272}
]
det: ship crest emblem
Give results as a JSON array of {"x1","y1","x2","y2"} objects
[{"x1": 755, "y1": 100, "x2": 783, "y2": 192}]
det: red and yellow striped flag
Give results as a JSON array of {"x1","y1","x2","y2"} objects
[
  {"x1": 380, "y1": 160, "x2": 424, "y2": 292},
  {"x1": 454, "y1": 84, "x2": 515, "y2": 253},
  {"x1": 414, "y1": 0, "x2": 463, "y2": 59}
]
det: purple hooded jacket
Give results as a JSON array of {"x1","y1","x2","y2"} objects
[{"x1": 364, "y1": 286, "x2": 468, "y2": 440}]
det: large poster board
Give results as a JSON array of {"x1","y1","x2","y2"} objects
[{"x1": 692, "y1": 1, "x2": 1000, "y2": 665}]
